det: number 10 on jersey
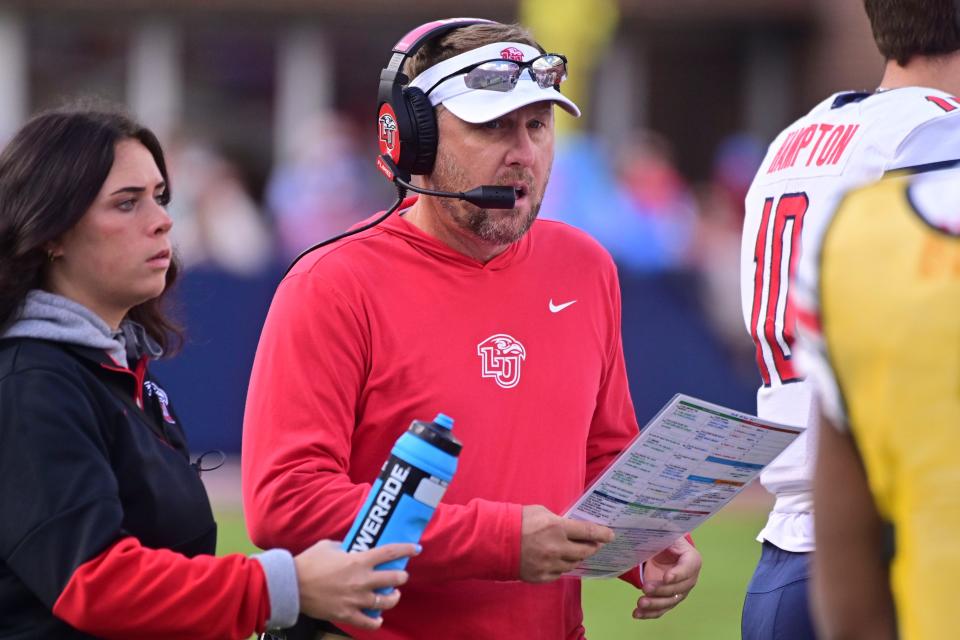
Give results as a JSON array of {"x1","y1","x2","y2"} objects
[{"x1": 749, "y1": 192, "x2": 809, "y2": 386}]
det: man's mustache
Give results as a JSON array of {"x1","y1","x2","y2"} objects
[{"x1": 495, "y1": 170, "x2": 535, "y2": 193}]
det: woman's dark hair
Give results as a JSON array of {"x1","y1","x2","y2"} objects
[{"x1": 0, "y1": 104, "x2": 182, "y2": 352}]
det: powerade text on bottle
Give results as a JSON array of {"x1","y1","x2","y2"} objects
[{"x1": 341, "y1": 413, "x2": 462, "y2": 616}]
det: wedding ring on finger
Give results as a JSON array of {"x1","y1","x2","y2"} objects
[
  {"x1": 674, "y1": 593, "x2": 681, "y2": 601},
  {"x1": 374, "y1": 594, "x2": 382, "y2": 609}
]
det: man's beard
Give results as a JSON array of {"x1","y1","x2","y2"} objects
[{"x1": 429, "y1": 147, "x2": 546, "y2": 246}]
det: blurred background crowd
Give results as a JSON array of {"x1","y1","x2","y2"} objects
[{"x1": 0, "y1": 0, "x2": 887, "y2": 452}]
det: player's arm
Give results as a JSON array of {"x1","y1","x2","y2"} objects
[
  {"x1": 242, "y1": 271, "x2": 524, "y2": 583},
  {"x1": 812, "y1": 407, "x2": 896, "y2": 640}
]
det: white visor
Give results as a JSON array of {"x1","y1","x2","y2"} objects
[{"x1": 409, "y1": 41, "x2": 581, "y2": 124}]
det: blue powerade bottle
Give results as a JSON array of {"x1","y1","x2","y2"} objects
[{"x1": 341, "y1": 413, "x2": 462, "y2": 617}]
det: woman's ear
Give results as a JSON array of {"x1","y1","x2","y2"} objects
[{"x1": 44, "y1": 240, "x2": 63, "y2": 261}]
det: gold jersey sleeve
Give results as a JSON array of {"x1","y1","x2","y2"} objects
[{"x1": 819, "y1": 169, "x2": 960, "y2": 640}]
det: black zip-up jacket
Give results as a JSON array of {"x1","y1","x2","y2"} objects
[{"x1": 0, "y1": 338, "x2": 225, "y2": 638}]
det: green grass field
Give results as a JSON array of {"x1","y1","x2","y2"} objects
[{"x1": 215, "y1": 508, "x2": 765, "y2": 640}]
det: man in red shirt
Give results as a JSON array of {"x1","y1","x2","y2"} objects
[{"x1": 243, "y1": 19, "x2": 701, "y2": 639}]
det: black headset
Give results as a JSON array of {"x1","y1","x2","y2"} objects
[{"x1": 376, "y1": 18, "x2": 496, "y2": 177}]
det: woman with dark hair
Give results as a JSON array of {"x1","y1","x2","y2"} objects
[{"x1": 0, "y1": 106, "x2": 415, "y2": 639}]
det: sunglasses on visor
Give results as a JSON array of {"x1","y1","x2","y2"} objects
[{"x1": 425, "y1": 53, "x2": 569, "y2": 95}]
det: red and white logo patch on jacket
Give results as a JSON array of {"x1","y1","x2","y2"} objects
[{"x1": 144, "y1": 380, "x2": 177, "y2": 424}]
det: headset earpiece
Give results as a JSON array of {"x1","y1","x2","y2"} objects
[
  {"x1": 376, "y1": 17, "x2": 495, "y2": 177},
  {"x1": 403, "y1": 87, "x2": 438, "y2": 175}
]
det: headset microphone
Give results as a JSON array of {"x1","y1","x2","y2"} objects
[
  {"x1": 376, "y1": 153, "x2": 516, "y2": 209},
  {"x1": 452, "y1": 185, "x2": 517, "y2": 209}
]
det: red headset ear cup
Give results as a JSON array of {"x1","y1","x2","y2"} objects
[{"x1": 403, "y1": 87, "x2": 438, "y2": 175}]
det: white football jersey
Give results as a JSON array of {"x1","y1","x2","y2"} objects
[
  {"x1": 794, "y1": 117, "x2": 960, "y2": 435},
  {"x1": 740, "y1": 86, "x2": 960, "y2": 551}
]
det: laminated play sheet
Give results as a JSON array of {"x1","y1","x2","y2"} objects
[{"x1": 564, "y1": 394, "x2": 803, "y2": 578}]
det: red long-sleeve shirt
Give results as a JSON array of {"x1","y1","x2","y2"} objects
[{"x1": 243, "y1": 199, "x2": 640, "y2": 639}]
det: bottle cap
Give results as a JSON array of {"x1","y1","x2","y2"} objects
[
  {"x1": 409, "y1": 414, "x2": 462, "y2": 456},
  {"x1": 433, "y1": 413, "x2": 454, "y2": 430}
]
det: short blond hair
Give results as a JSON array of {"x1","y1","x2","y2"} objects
[{"x1": 404, "y1": 23, "x2": 543, "y2": 80}]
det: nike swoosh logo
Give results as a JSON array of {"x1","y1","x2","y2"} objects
[{"x1": 549, "y1": 299, "x2": 577, "y2": 313}]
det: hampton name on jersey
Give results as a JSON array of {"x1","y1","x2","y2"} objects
[
  {"x1": 740, "y1": 86, "x2": 960, "y2": 551},
  {"x1": 795, "y1": 164, "x2": 960, "y2": 639}
]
